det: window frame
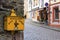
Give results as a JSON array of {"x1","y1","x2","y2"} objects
[
  {"x1": 54, "y1": 0, "x2": 56, "y2": 2},
  {"x1": 52, "y1": 6, "x2": 59, "y2": 22}
]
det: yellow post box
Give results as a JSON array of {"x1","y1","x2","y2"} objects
[{"x1": 4, "y1": 9, "x2": 24, "y2": 31}]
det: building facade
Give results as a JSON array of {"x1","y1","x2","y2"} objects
[
  {"x1": 28, "y1": 0, "x2": 32, "y2": 19},
  {"x1": 28, "y1": 0, "x2": 49, "y2": 22},
  {"x1": 28, "y1": 0, "x2": 40, "y2": 22},
  {"x1": 49, "y1": 0, "x2": 60, "y2": 28},
  {"x1": 24, "y1": 0, "x2": 29, "y2": 18},
  {"x1": 31, "y1": 0, "x2": 40, "y2": 22}
]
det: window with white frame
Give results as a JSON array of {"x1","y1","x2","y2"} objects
[
  {"x1": 53, "y1": 0, "x2": 56, "y2": 2},
  {"x1": 29, "y1": 0, "x2": 32, "y2": 7},
  {"x1": 54, "y1": 0, "x2": 56, "y2": 2},
  {"x1": 33, "y1": 0, "x2": 35, "y2": 7},
  {"x1": 33, "y1": 0, "x2": 38, "y2": 7},
  {"x1": 41, "y1": 0, "x2": 44, "y2": 7},
  {"x1": 50, "y1": 0, "x2": 56, "y2": 2}
]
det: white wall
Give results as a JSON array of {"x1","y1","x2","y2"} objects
[
  {"x1": 39, "y1": 0, "x2": 49, "y2": 8},
  {"x1": 28, "y1": 0, "x2": 32, "y2": 11},
  {"x1": 24, "y1": 0, "x2": 29, "y2": 15},
  {"x1": 44, "y1": 0, "x2": 49, "y2": 7},
  {"x1": 51, "y1": 0, "x2": 60, "y2": 4},
  {"x1": 32, "y1": 0, "x2": 39, "y2": 9},
  {"x1": 28, "y1": 0, "x2": 40, "y2": 11}
]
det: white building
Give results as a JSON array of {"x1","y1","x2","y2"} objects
[
  {"x1": 39, "y1": 0, "x2": 49, "y2": 8},
  {"x1": 25, "y1": 0, "x2": 49, "y2": 22},
  {"x1": 28, "y1": 0, "x2": 40, "y2": 22}
]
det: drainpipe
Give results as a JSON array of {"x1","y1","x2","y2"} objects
[
  {"x1": 48, "y1": 0, "x2": 50, "y2": 25},
  {"x1": 31, "y1": 0, "x2": 32, "y2": 19}
]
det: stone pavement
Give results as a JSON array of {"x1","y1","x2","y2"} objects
[
  {"x1": 25, "y1": 19, "x2": 60, "y2": 31},
  {"x1": 24, "y1": 19, "x2": 60, "y2": 40}
]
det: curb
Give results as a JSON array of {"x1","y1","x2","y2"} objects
[
  {"x1": 33, "y1": 21, "x2": 60, "y2": 32},
  {"x1": 26, "y1": 19, "x2": 60, "y2": 32}
]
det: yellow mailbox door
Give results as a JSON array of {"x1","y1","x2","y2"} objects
[
  {"x1": 4, "y1": 9, "x2": 24, "y2": 31},
  {"x1": 17, "y1": 17, "x2": 24, "y2": 31},
  {"x1": 5, "y1": 17, "x2": 24, "y2": 31}
]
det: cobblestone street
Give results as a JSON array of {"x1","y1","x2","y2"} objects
[
  {"x1": 0, "y1": 19, "x2": 60, "y2": 40},
  {"x1": 24, "y1": 19, "x2": 60, "y2": 40}
]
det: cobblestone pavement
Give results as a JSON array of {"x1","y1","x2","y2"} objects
[
  {"x1": 24, "y1": 19, "x2": 60, "y2": 40},
  {"x1": 0, "y1": 19, "x2": 60, "y2": 40}
]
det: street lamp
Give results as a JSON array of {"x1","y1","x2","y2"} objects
[
  {"x1": 45, "y1": 2, "x2": 49, "y2": 25},
  {"x1": 45, "y1": 2, "x2": 48, "y2": 13}
]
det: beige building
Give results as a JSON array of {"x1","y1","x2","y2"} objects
[
  {"x1": 29, "y1": 0, "x2": 40, "y2": 22},
  {"x1": 24, "y1": 0, "x2": 30, "y2": 18},
  {"x1": 24, "y1": 0, "x2": 40, "y2": 20}
]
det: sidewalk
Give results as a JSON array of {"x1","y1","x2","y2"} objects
[{"x1": 25, "y1": 19, "x2": 60, "y2": 31}]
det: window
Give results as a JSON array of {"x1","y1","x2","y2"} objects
[
  {"x1": 54, "y1": 7, "x2": 59, "y2": 19},
  {"x1": 29, "y1": 0, "x2": 32, "y2": 5},
  {"x1": 33, "y1": 0, "x2": 38, "y2": 7},
  {"x1": 33, "y1": 0, "x2": 35, "y2": 6},
  {"x1": 54, "y1": 0, "x2": 56, "y2": 2},
  {"x1": 35, "y1": 0, "x2": 38, "y2": 6},
  {"x1": 29, "y1": 0, "x2": 32, "y2": 7},
  {"x1": 41, "y1": 0, "x2": 44, "y2": 7}
]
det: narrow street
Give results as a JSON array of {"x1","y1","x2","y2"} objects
[
  {"x1": 0, "y1": 19, "x2": 60, "y2": 40},
  {"x1": 24, "y1": 19, "x2": 60, "y2": 40}
]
